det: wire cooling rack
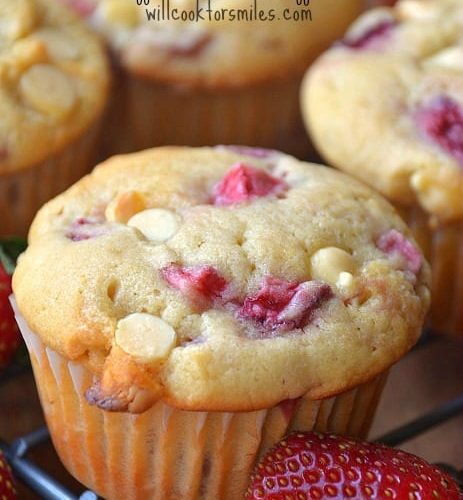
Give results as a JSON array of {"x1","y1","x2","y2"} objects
[{"x1": 1, "y1": 332, "x2": 462, "y2": 499}]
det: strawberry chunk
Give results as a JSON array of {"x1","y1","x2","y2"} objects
[
  {"x1": 161, "y1": 264, "x2": 228, "y2": 303},
  {"x1": 66, "y1": 217, "x2": 107, "y2": 242},
  {"x1": 416, "y1": 96, "x2": 463, "y2": 166},
  {"x1": 62, "y1": 0, "x2": 96, "y2": 16},
  {"x1": 0, "y1": 263, "x2": 21, "y2": 371},
  {"x1": 247, "y1": 432, "x2": 462, "y2": 500},
  {"x1": 377, "y1": 229, "x2": 422, "y2": 274},
  {"x1": 342, "y1": 20, "x2": 396, "y2": 49},
  {"x1": 212, "y1": 163, "x2": 287, "y2": 206},
  {"x1": 239, "y1": 277, "x2": 332, "y2": 332}
]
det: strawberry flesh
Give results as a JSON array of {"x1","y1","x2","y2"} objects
[
  {"x1": 377, "y1": 229, "x2": 422, "y2": 274},
  {"x1": 212, "y1": 163, "x2": 287, "y2": 206},
  {"x1": 239, "y1": 277, "x2": 332, "y2": 332},
  {"x1": 161, "y1": 264, "x2": 228, "y2": 303},
  {"x1": 62, "y1": 0, "x2": 96, "y2": 16},
  {"x1": 66, "y1": 217, "x2": 107, "y2": 242},
  {"x1": 416, "y1": 96, "x2": 463, "y2": 166},
  {"x1": 0, "y1": 263, "x2": 21, "y2": 371},
  {"x1": 246, "y1": 432, "x2": 463, "y2": 499},
  {"x1": 342, "y1": 20, "x2": 396, "y2": 50}
]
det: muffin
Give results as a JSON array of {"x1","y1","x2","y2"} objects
[
  {"x1": 0, "y1": 0, "x2": 109, "y2": 237},
  {"x1": 12, "y1": 146, "x2": 430, "y2": 499},
  {"x1": 302, "y1": 0, "x2": 463, "y2": 336},
  {"x1": 60, "y1": 0, "x2": 366, "y2": 158}
]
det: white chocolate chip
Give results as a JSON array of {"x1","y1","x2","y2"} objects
[
  {"x1": 100, "y1": 0, "x2": 139, "y2": 26},
  {"x1": 115, "y1": 313, "x2": 176, "y2": 362},
  {"x1": 336, "y1": 272, "x2": 359, "y2": 296},
  {"x1": 410, "y1": 171, "x2": 427, "y2": 192},
  {"x1": 36, "y1": 29, "x2": 81, "y2": 61},
  {"x1": 20, "y1": 64, "x2": 77, "y2": 119},
  {"x1": 105, "y1": 191, "x2": 146, "y2": 223},
  {"x1": 423, "y1": 47, "x2": 463, "y2": 72},
  {"x1": 397, "y1": 0, "x2": 439, "y2": 20},
  {"x1": 410, "y1": 171, "x2": 449, "y2": 211},
  {"x1": 311, "y1": 247, "x2": 357, "y2": 286},
  {"x1": 273, "y1": 157, "x2": 308, "y2": 186},
  {"x1": 0, "y1": 0, "x2": 37, "y2": 42},
  {"x1": 128, "y1": 208, "x2": 181, "y2": 243}
]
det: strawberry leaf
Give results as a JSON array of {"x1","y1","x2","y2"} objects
[{"x1": 0, "y1": 238, "x2": 27, "y2": 275}]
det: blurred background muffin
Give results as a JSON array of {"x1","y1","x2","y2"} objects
[
  {"x1": 62, "y1": 0, "x2": 367, "y2": 158},
  {"x1": 0, "y1": 0, "x2": 109, "y2": 237},
  {"x1": 302, "y1": 0, "x2": 463, "y2": 337}
]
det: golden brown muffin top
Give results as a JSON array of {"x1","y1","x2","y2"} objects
[
  {"x1": 13, "y1": 147, "x2": 430, "y2": 413},
  {"x1": 0, "y1": 0, "x2": 109, "y2": 173}
]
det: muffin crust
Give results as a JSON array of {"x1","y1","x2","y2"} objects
[{"x1": 13, "y1": 147, "x2": 430, "y2": 412}]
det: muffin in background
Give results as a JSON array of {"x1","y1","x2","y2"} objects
[
  {"x1": 61, "y1": 0, "x2": 366, "y2": 158},
  {"x1": 302, "y1": 0, "x2": 463, "y2": 337},
  {"x1": 13, "y1": 146, "x2": 429, "y2": 499},
  {"x1": 0, "y1": 0, "x2": 109, "y2": 237}
]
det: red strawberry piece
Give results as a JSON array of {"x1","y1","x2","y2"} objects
[
  {"x1": 166, "y1": 33, "x2": 212, "y2": 58},
  {"x1": 0, "y1": 263, "x2": 21, "y2": 371},
  {"x1": 66, "y1": 217, "x2": 107, "y2": 242},
  {"x1": 246, "y1": 432, "x2": 462, "y2": 500},
  {"x1": 377, "y1": 229, "x2": 422, "y2": 275},
  {"x1": 161, "y1": 264, "x2": 228, "y2": 304},
  {"x1": 416, "y1": 96, "x2": 463, "y2": 166},
  {"x1": 239, "y1": 277, "x2": 332, "y2": 332},
  {"x1": 212, "y1": 163, "x2": 287, "y2": 206},
  {"x1": 62, "y1": 0, "x2": 96, "y2": 17},
  {"x1": 341, "y1": 19, "x2": 396, "y2": 50},
  {"x1": 0, "y1": 451, "x2": 17, "y2": 499}
]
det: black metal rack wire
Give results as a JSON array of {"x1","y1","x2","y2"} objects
[{"x1": 1, "y1": 332, "x2": 462, "y2": 499}]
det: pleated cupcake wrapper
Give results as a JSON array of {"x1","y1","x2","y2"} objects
[
  {"x1": 122, "y1": 75, "x2": 311, "y2": 160},
  {"x1": 12, "y1": 299, "x2": 387, "y2": 500},
  {"x1": 0, "y1": 119, "x2": 102, "y2": 237},
  {"x1": 399, "y1": 205, "x2": 463, "y2": 337}
]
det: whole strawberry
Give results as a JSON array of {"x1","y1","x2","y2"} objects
[
  {"x1": 247, "y1": 432, "x2": 462, "y2": 499},
  {"x1": 0, "y1": 451, "x2": 17, "y2": 499},
  {"x1": 0, "y1": 260, "x2": 21, "y2": 371}
]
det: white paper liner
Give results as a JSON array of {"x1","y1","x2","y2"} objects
[
  {"x1": 12, "y1": 297, "x2": 388, "y2": 500},
  {"x1": 124, "y1": 76, "x2": 311, "y2": 160},
  {"x1": 399, "y1": 205, "x2": 463, "y2": 336},
  {"x1": 0, "y1": 118, "x2": 101, "y2": 237}
]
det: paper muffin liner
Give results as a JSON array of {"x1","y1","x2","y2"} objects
[
  {"x1": 399, "y1": 205, "x2": 463, "y2": 337},
  {"x1": 13, "y1": 301, "x2": 388, "y2": 500},
  {"x1": 0, "y1": 119, "x2": 102, "y2": 237},
  {"x1": 122, "y1": 75, "x2": 311, "y2": 159}
]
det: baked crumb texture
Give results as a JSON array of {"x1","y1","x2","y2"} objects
[
  {"x1": 13, "y1": 147, "x2": 430, "y2": 413},
  {"x1": 303, "y1": 0, "x2": 463, "y2": 223}
]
